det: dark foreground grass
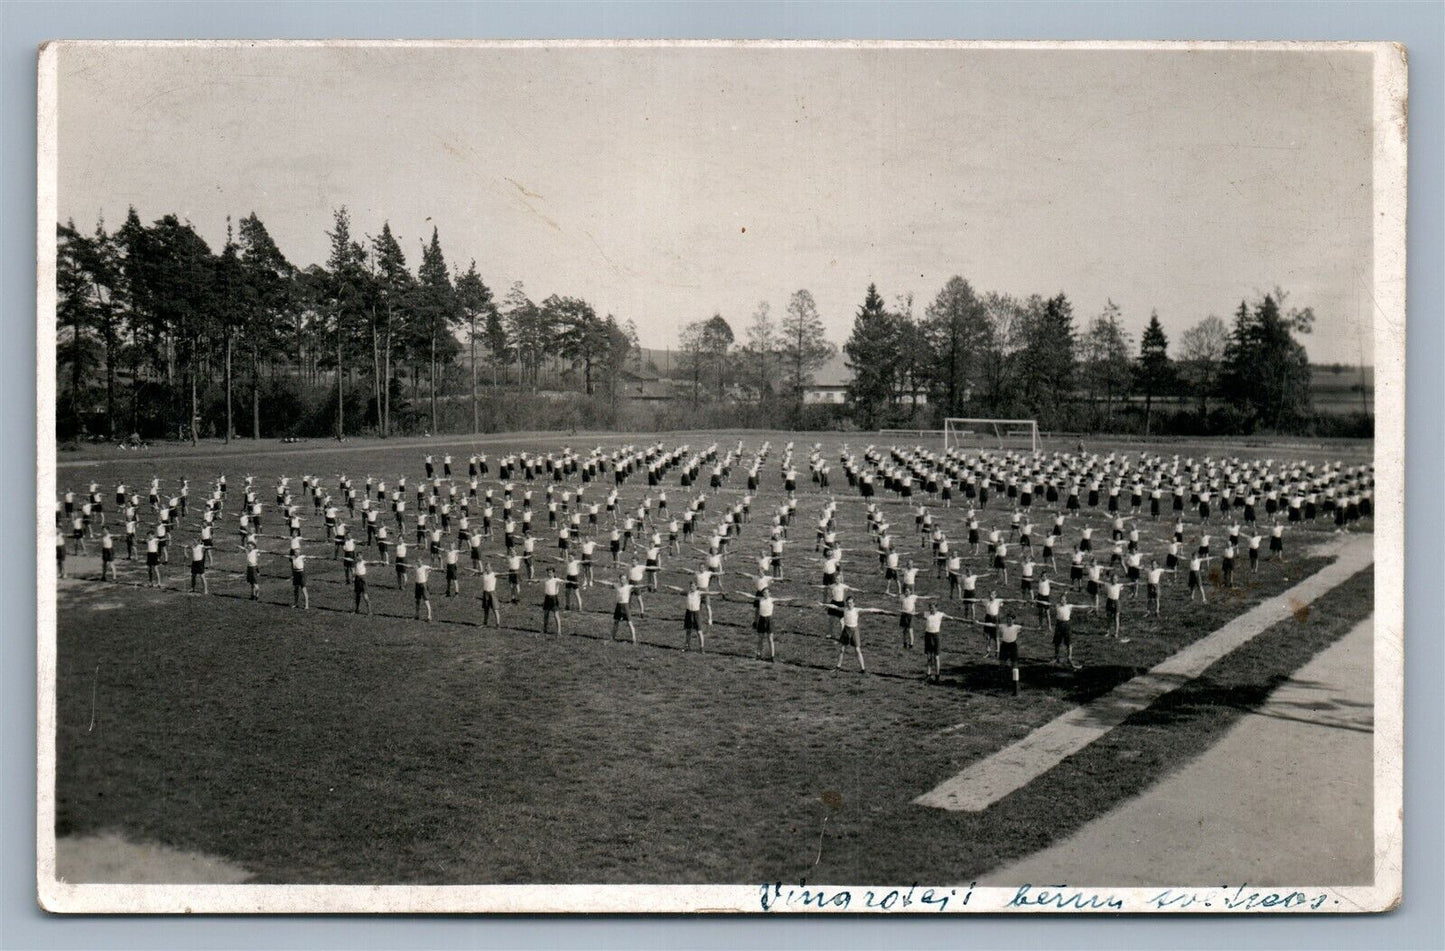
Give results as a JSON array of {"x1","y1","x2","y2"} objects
[
  {"x1": 53, "y1": 432, "x2": 1374, "y2": 884},
  {"x1": 54, "y1": 567, "x2": 1370, "y2": 885}
]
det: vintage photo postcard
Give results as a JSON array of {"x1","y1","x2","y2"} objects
[{"x1": 37, "y1": 39, "x2": 1405, "y2": 914}]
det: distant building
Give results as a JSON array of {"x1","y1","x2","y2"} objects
[
  {"x1": 802, "y1": 353, "x2": 928, "y2": 406},
  {"x1": 617, "y1": 366, "x2": 682, "y2": 403}
]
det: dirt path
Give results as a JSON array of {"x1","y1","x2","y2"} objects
[{"x1": 985, "y1": 614, "x2": 1374, "y2": 887}]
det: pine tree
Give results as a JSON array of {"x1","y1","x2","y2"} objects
[
  {"x1": 324, "y1": 208, "x2": 369, "y2": 438},
  {"x1": 214, "y1": 222, "x2": 243, "y2": 442},
  {"x1": 56, "y1": 220, "x2": 93, "y2": 436},
  {"x1": 369, "y1": 223, "x2": 412, "y2": 435},
  {"x1": 455, "y1": 260, "x2": 494, "y2": 432},
  {"x1": 1018, "y1": 293, "x2": 1076, "y2": 428},
  {"x1": 923, "y1": 276, "x2": 990, "y2": 418},
  {"x1": 843, "y1": 283, "x2": 898, "y2": 429},
  {"x1": 1136, "y1": 310, "x2": 1172, "y2": 435},
  {"x1": 237, "y1": 213, "x2": 294, "y2": 440},
  {"x1": 415, "y1": 226, "x2": 458, "y2": 433}
]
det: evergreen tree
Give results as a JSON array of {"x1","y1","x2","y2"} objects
[
  {"x1": 549, "y1": 295, "x2": 605, "y2": 395},
  {"x1": 324, "y1": 208, "x2": 369, "y2": 437},
  {"x1": 597, "y1": 314, "x2": 637, "y2": 406},
  {"x1": 56, "y1": 221, "x2": 95, "y2": 435},
  {"x1": 843, "y1": 283, "x2": 898, "y2": 429},
  {"x1": 1017, "y1": 293, "x2": 1076, "y2": 428},
  {"x1": 923, "y1": 276, "x2": 990, "y2": 418},
  {"x1": 1220, "y1": 294, "x2": 1313, "y2": 431},
  {"x1": 502, "y1": 281, "x2": 547, "y2": 391},
  {"x1": 415, "y1": 226, "x2": 459, "y2": 433},
  {"x1": 237, "y1": 213, "x2": 294, "y2": 439},
  {"x1": 455, "y1": 260, "x2": 495, "y2": 431},
  {"x1": 146, "y1": 215, "x2": 217, "y2": 443},
  {"x1": 369, "y1": 222, "x2": 412, "y2": 435},
  {"x1": 1136, "y1": 310, "x2": 1173, "y2": 434},
  {"x1": 213, "y1": 223, "x2": 244, "y2": 442}
]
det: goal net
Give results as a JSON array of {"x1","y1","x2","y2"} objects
[{"x1": 943, "y1": 418, "x2": 1040, "y2": 454}]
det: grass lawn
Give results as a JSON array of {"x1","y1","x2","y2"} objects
[{"x1": 52, "y1": 431, "x2": 1374, "y2": 883}]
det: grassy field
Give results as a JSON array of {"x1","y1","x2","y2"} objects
[{"x1": 52, "y1": 431, "x2": 1375, "y2": 884}]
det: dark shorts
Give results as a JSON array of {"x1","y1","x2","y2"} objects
[
  {"x1": 543, "y1": 594, "x2": 559, "y2": 611},
  {"x1": 415, "y1": 582, "x2": 428, "y2": 600},
  {"x1": 924, "y1": 631, "x2": 940, "y2": 656},
  {"x1": 999, "y1": 640, "x2": 1019, "y2": 664},
  {"x1": 899, "y1": 613, "x2": 914, "y2": 630},
  {"x1": 247, "y1": 566, "x2": 259, "y2": 584},
  {"x1": 1053, "y1": 620, "x2": 1072, "y2": 647},
  {"x1": 685, "y1": 609, "x2": 700, "y2": 631},
  {"x1": 354, "y1": 576, "x2": 367, "y2": 593},
  {"x1": 481, "y1": 590, "x2": 496, "y2": 609},
  {"x1": 838, "y1": 626, "x2": 856, "y2": 646},
  {"x1": 753, "y1": 614, "x2": 772, "y2": 634},
  {"x1": 1106, "y1": 599, "x2": 1119, "y2": 617},
  {"x1": 613, "y1": 603, "x2": 630, "y2": 621},
  {"x1": 293, "y1": 571, "x2": 306, "y2": 588}
]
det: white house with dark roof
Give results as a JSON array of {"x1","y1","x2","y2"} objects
[{"x1": 802, "y1": 353, "x2": 928, "y2": 406}]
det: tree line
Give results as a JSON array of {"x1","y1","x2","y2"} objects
[
  {"x1": 833, "y1": 275, "x2": 1330, "y2": 435},
  {"x1": 837, "y1": 276, "x2": 1341, "y2": 435},
  {"x1": 56, "y1": 206, "x2": 1364, "y2": 441},
  {"x1": 671, "y1": 276, "x2": 1362, "y2": 438},
  {"x1": 675, "y1": 289, "x2": 838, "y2": 424},
  {"x1": 56, "y1": 208, "x2": 640, "y2": 442}
]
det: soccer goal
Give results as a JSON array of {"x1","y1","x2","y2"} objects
[{"x1": 943, "y1": 418, "x2": 1040, "y2": 454}]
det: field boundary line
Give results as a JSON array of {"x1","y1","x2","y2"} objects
[{"x1": 913, "y1": 533, "x2": 1374, "y2": 812}]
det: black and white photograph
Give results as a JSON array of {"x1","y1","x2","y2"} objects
[{"x1": 36, "y1": 39, "x2": 1406, "y2": 914}]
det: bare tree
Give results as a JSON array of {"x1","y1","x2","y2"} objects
[{"x1": 1178, "y1": 314, "x2": 1230, "y2": 416}]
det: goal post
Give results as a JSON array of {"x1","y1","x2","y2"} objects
[{"x1": 943, "y1": 418, "x2": 1040, "y2": 454}]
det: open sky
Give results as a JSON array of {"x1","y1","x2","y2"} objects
[{"x1": 56, "y1": 42, "x2": 1376, "y2": 364}]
